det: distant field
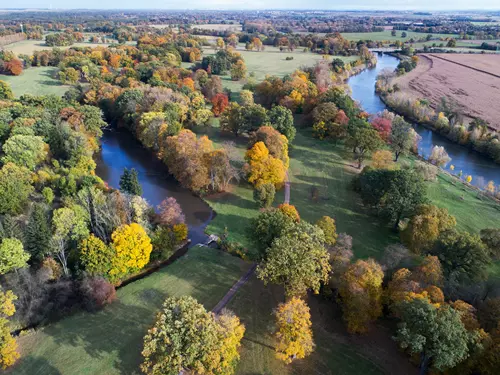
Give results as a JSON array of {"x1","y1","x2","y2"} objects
[
  {"x1": 9, "y1": 247, "x2": 250, "y2": 375},
  {"x1": 191, "y1": 23, "x2": 242, "y2": 32},
  {"x1": 4, "y1": 39, "x2": 112, "y2": 55},
  {"x1": 341, "y1": 30, "x2": 459, "y2": 42},
  {"x1": 0, "y1": 67, "x2": 68, "y2": 97}
]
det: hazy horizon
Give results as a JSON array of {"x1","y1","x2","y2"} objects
[{"x1": 1, "y1": 1, "x2": 500, "y2": 11}]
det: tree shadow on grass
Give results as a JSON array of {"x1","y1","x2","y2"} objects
[{"x1": 8, "y1": 355, "x2": 62, "y2": 375}]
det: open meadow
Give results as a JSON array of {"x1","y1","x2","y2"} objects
[
  {"x1": 3, "y1": 39, "x2": 113, "y2": 55},
  {"x1": 341, "y1": 30, "x2": 459, "y2": 42},
  {"x1": 8, "y1": 247, "x2": 251, "y2": 375},
  {"x1": 0, "y1": 66, "x2": 68, "y2": 97}
]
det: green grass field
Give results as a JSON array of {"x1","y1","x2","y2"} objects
[
  {"x1": 1, "y1": 67, "x2": 68, "y2": 97},
  {"x1": 9, "y1": 247, "x2": 251, "y2": 375},
  {"x1": 3, "y1": 39, "x2": 115, "y2": 56},
  {"x1": 341, "y1": 30, "x2": 459, "y2": 42}
]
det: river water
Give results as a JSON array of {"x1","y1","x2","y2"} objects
[
  {"x1": 94, "y1": 129, "x2": 213, "y2": 244},
  {"x1": 348, "y1": 53, "x2": 500, "y2": 188}
]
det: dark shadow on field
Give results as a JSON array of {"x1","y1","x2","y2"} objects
[
  {"x1": 206, "y1": 191, "x2": 256, "y2": 210},
  {"x1": 40, "y1": 80, "x2": 62, "y2": 86},
  {"x1": 9, "y1": 355, "x2": 62, "y2": 375}
]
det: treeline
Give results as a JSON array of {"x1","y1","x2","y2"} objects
[{"x1": 0, "y1": 33, "x2": 25, "y2": 47}]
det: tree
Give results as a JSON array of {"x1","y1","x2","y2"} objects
[
  {"x1": 390, "y1": 116, "x2": 413, "y2": 161},
  {"x1": 0, "y1": 163, "x2": 34, "y2": 215},
  {"x1": 119, "y1": 168, "x2": 142, "y2": 196},
  {"x1": 230, "y1": 60, "x2": 247, "y2": 81},
  {"x1": 478, "y1": 298, "x2": 500, "y2": 332},
  {"x1": 4, "y1": 59, "x2": 23, "y2": 76},
  {"x1": 371, "y1": 150, "x2": 396, "y2": 170},
  {"x1": 141, "y1": 296, "x2": 244, "y2": 375},
  {"x1": 257, "y1": 221, "x2": 331, "y2": 297},
  {"x1": 268, "y1": 105, "x2": 296, "y2": 142},
  {"x1": 110, "y1": 223, "x2": 152, "y2": 281},
  {"x1": 371, "y1": 117, "x2": 392, "y2": 141},
  {"x1": 431, "y1": 230, "x2": 491, "y2": 283},
  {"x1": 253, "y1": 183, "x2": 276, "y2": 208},
  {"x1": 25, "y1": 203, "x2": 51, "y2": 262},
  {"x1": 205, "y1": 149, "x2": 239, "y2": 193},
  {"x1": 79, "y1": 234, "x2": 114, "y2": 278},
  {"x1": 245, "y1": 142, "x2": 286, "y2": 188},
  {"x1": 315, "y1": 216, "x2": 337, "y2": 246},
  {"x1": 0, "y1": 288, "x2": 19, "y2": 369},
  {"x1": 249, "y1": 126, "x2": 289, "y2": 167},
  {"x1": 239, "y1": 90, "x2": 254, "y2": 106},
  {"x1": 401, "y1": 205, "x2": 457, "y2": 254},
  {"x1": 429, "y1": 146, "x2": 451, "y2": 167},
  {"x1": 274, "y1": 297, "x2": 314, "y2": 363},
  {"x1": 157, "y1": 197, "x2": 185, "y2": 227},
  {"x1": 339, "y1": 259, "x2": 384, "y2": 333},
  {"x1": 0, "y1": 80, "x2": 13, "y2": 100},
  {"x1": 0, "y1": 238, "x2": 29, "y2": 275},
  {"x1": 211, "y1": 93, "x2": 229, "y2": 117},
  {"x1": 220, "y1": 102, "x2": 244, "y2": 136},
  {"x1": 249, "y1": 208, "x2": 296, "y2": 257},
  {"x1": 346, "y1": 125, "x2": 383, "y2": 168},
  {"x1": 480, "y1": 228, "x2": 500, "y2": 259},
  {"x1": 395, "y1": 298, "x2": 473, "y2": 374},
  {"x1": 1, "y1": 135, "x2": 48, "y2": 170}
]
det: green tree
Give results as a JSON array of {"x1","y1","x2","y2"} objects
[
  {"x1": 395, "y1": 298, "x2": 474, "y2": 374},
  {"x1": 141, "y1": 296, "x2": 244, "y2": 375},
  {"x1": 119, "y1": 168, "x2": 143, "y2": 196},
  {"x1": 431, "y1": 230, "x2": 491, "y2": 283},
  {"x1": 315, "y1": 216, "x2": 337, "y2": 246},
  {"x1": 346, "y1": 124, "x2": 383, "y2": 168},
  {"x1": 480, "y1": 228, "x2": 500, "y2": 259},
  {"x1": 1, "y1": 135, "x2": 48, "y2": 170},
  {"x1": 0, "y1": 163, "x2": 34, "y2": 215},
  {"x1": 268, "y1": 105, "x2": 296, "y2": 142},
  {"x1": 253, "y1": 183, "x2": 276, "y2": 208},
  {"x1": 390, "y1": 116, "x2": 413, "y2": 161},
  {"x1": 257, "y1": 221, "x2": 331, "y2": 297},
  {"x1": 0, "y1": 238, "x2": 29, "y2": 275},
  {"x1": 25, "y1": 204, "x2": 51, "y2": 262}
]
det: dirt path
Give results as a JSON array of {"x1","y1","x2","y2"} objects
[
  {"x1": 284, "y1": 171, "x2": 290, "y2": 204},
  {"x1": 212, "y1": 264, "x2": 257, "y2": 314}
]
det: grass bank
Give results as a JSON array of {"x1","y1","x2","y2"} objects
[
  {"x1": 9, "y1": 246, "x2": 251, "y2": 375},
  {"x1": 1, "y1": 67, "x2": 68, "y2": 97}
]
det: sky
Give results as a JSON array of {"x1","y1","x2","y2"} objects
[{"x1": 3, "y1": 0, "x2": 500, "y2": 11}]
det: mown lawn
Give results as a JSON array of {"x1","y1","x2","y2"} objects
[
  {"x1": 1, "y1": 67, "x2": 68, "y2": 97},
  {"x1": 9, "y1": 247, "x2": 251, "y2": 375}
]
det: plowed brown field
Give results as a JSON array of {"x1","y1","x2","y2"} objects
[{"x1": 393, "y1": 53, "x2": 500, "y2": 130}]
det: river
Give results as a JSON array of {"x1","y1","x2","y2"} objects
[
  {"x1": 348, "y1": 53, "x2": 500, "y2": 188},
  {"x1": 94, "y1": 129, "x2": 213, "y2": 245}
]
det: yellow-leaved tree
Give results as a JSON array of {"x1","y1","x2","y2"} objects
[
  {"x1": 0, "y1": 289, "x2": 19, "y2": 369},
  {"x1": 110, "y1": 223, "x2": 152, "y2": 281},
  {"x1": 245, "y1": 142, "x2": 286, "y2": 188},
  {"x1": 339, "y1": 259, "x2": 384, "y2": 333},
  {"x1": 274, "y1": 297, "x2": 314, "y2": 364}
]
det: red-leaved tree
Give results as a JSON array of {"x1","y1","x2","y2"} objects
[{"x1": 211, "y1": 93, "x2": 229, "y2": 117}]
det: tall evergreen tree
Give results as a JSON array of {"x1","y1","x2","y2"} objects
[
  {"x1": 119, "y1": 168, "x2": 142, "y2": 196},
  {"x1": 25, "y1": 203, "x2": 51, "y2": 262}
]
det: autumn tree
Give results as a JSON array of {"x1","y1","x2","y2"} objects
[
  {"x1": 79, "y1": 234, "x2": 114, "y2": 278},
  {"x1": 141, "y1": 296, "x2": 244, "y2": 375},
  {"x1": 401, "y1": 204, "x2": 457, "y2": 254},
  {"x1": 395, "y1": 298, "x2": 474, "y2": 374},
  {"x1": 239, "y1": 89, "x2": 254, "y2": 106},
  {"x1": 1, "y1": 135, "x2": 48, "y2": 170},
  {"x1": 274, "y1": 297, "x2": 314, "y2": 363},
  {"x1": 157, "y1": 197, "x2": 185, "y2": 227},
  {"x1": 0, "y1": 80, "x2": 13, "y2": 100},
  {"x1": 339, "y1": 259, "x2": 384, "y2": 333},
  {"x1": 249, "y1": 126, "x2": 290, "y2": 167},
  {"x1": 0, "y1": 288, "x2": 19, "y2": 369},
  {"x1": 257, "y1": 221, "x2": 330, "y2": 297},
  {"x1": 211, "y1": 93, "x2": 229, "y2": 117},
  {"x1": 205, "y1": 149, "x2": 239, "y2": 192},
  {"x1": 119, "y1": 168, "x2": 142, "y2": 196},
  {"x1": 230, "y1": 60, "x2": 247, "y2": 81},
  {"x1": 390, "y1": 116, "x2": 413, "y2": 161},
  {"x1": 253, "y1": 183, "x2": 276, "y2": 208},
  {"x1": 371, "y1": 150, "x2": 396, "y2": 170},
  {"x1": 4, "y1": 59, "x2": 23, "y2": 75},
  {"x1": 429, "y1": 146, "x2": 451, "y2": 167},
  {"x1": 315, "y1": 216, "x2": 337, "y2": 246},
  {"x1": 431, "y1": 230, "x2": 491, "y2": 283},
  {"x1": 371, "y1": 117, "x2": 392, "y2": 141},
  {"x1": 0, "y1": 238, "x2": 29, "y2": 275},
  {"x1": 244, "y1": 142, "x2": 286, "y2": 188},
  {"x1": 110, "y1": 223, "x2": 152, "y2": 281}
]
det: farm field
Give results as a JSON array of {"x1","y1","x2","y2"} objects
[
  {"x1": 341, "y1": 30, "x2": 459, "y2": 42},
  {"x1": 0, "y1": 67, "x2": 68, "y2": 97},
  {"x1": 191, "y1": 23, "x2": 242, "y2": 32},
  {"x1": 8, "y1": 247, "x2": 251, "y2": 375},
  {"x1": 391, "y1": 53, "x2": 500, "y2": 129}
]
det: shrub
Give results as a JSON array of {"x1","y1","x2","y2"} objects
[
  {"x1": 253, "y1": 183, "x2": 276, "y2": 208},
  {"x1": 80, "y1": 277, "x2": 116, "y2": 312}
]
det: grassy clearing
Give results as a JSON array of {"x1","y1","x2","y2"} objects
[
  {"x1": 9, "y1": 246, "x2": 251, "y2": 375},
  {"x1": 4, "y1": 39, "x2": 113, "y2": 55},
  {"x1": 1, "y1": 67, "x2": 68, "y2": 97},
  {"x1": 341, "y1": 30, "x2": 459, "y2": 42},
  {"x1": 228, "y1": 274, "x2": 414, "y2": 375}
]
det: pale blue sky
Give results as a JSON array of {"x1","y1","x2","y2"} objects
[{"x1": 3, "y1": 0, "x2": 500, "y2": 10}]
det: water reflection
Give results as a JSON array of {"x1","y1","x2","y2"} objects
[
  {"x1": 95, "y1": 129, "x2": 213, "y2": 244},
  {"x1": 348, "y1": 53, "x2": 500, "y2": 187}
]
